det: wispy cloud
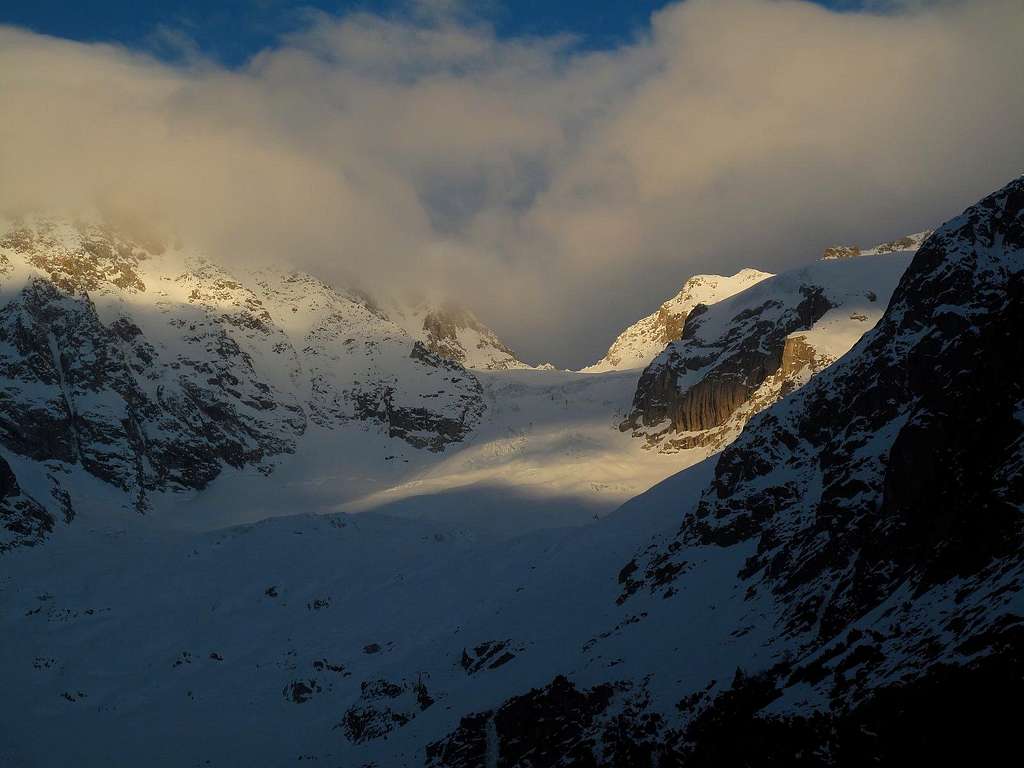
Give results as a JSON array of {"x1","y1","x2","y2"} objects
[{"x1": 1, "y1": 0, "x2": 1021, "y2": 366}]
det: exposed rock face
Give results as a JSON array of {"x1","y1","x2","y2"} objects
[
  {"x1": 350, "y1": 342, "x2": 484, "y2": 452},
  {"x1": 623, "y1": 239, "x2": 920, "y2": 454},
  {"x1": 624, "y1": 284, "x2": 833, "y2": 436},
  {"x1": 583, "y1": 269, "x2": 772, "y2": 373},
  {"x1": 0, "y1": 275, "x2": 304, "y2": 503},
  {"x1": 777, "y1": 333, "x2": 821, "y2": 388},
  {"x1": 252, "y1": 269, "x2": 487, "y2": 449},
  {"x1": 0, "y1": 217, "x2": 486, "y2": 548},
  {"x1": 428, "y1": 646, "x2": 1024, "y2": 767},
  {"x1": 1, "y1": 219, "x2": 149, "y2": 293},
  {"x1": 423, "y1": 308, "x2": 513, "y2": 366},
  {"x1": 821, "y1": 230, "x2": 932, "y2": 260},
  {"x1": 821, "y1": 244, "x2": 861, "y2": 260}
]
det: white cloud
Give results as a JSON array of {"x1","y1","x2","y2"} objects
[{"x1": 1, "y1": 0, "x2": 1022, "y2": 367}]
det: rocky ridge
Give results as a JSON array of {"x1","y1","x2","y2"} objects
[{"x1": 821, "y1": 230, "x2": 932, "y2": 260}]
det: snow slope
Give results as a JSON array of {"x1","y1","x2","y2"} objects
[
  {"x1": 340, "y1": 367, "x2": 689, "y2": 536},
  {"x1": 141, "y1": 366, "x2": 689, "y2": 538}
]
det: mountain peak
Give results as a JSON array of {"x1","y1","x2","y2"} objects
[
  {"x1": 582, "y1": 268, "x2": 773, "y2": 373},
  {"x1": 381, "y1": 299, "x2": 532, "y2": 371}
]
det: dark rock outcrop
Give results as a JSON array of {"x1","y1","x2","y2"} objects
[
  {"x1": 459, "y1": 639, "x2": 519, "y2": 674},
  {"x1": 339, "y1": 677, "x2": 434, "y2": 744},
  {"x1": 283, "y1": 679, "x2": 321, "y2": 704},
  {"x1": 426, "y1": 676, "x2": 617, "y2": 768},
  {"x1": 0, "y1": 455, "x2": 53, "y2": 551},
  {"x1": 666, "y1": 623, "x2": 1024, "y2": 767},
  {"x1": 822, "y1": 245, "x2": 861, "y2": 261}
]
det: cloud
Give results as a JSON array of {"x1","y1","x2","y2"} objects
[{"x1": 1, "y1": 0, "x2": 1022, "y2": 367}]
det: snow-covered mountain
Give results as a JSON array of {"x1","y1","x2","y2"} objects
[
  {"x1": 582, "y1": 268, "x2": 772, "y2": 373},
  {"x1": 0, "y1": 216, "x2": 492, "y2": 548},
  {"x1": 383, "y1": 300, "x2": 532, "y2": 371},
  {"x1": 0, "y1": 215, "x2": 691, "y2": 549},
  {"x1": 622, "y1": 233, "x2": 926, "y2": 455},
  {"x1": 0, "y1": 213, "x2": 922, "y2": 554},
  {"x1": 1, "y1": 179, "x2": 1020, "y2": 766}
]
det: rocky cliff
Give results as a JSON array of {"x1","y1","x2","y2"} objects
[{"x1": 622, "y1": 236, "x2": 922, "y2": 454}]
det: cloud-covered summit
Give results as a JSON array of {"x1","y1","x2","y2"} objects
[{"x1": 1, "y1": 0, "x2": 1022, "y2": 367}]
